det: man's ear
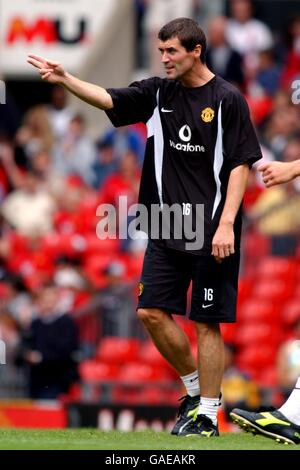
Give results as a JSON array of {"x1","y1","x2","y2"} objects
[{"x1": 194, "y1": 44, "x2": 201, "y2": 59}]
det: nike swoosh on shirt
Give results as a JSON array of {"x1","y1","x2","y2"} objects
[
  {"x1": 161, "y1": 108, "x2": 174, "y2": 113},
  {"x1": 202, "y1": 304, "x2": 214, "y2": 309}
]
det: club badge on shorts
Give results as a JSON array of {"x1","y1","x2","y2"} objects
[{"x1": 138, "y1": 282, "x2": 144, "y2": 296}]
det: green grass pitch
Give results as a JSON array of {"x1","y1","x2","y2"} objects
[{"x1": 0, "y1": 429, "x2": 299, "y2": 450}]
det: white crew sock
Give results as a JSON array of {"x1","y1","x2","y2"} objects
[
  {"x1": 198, "y1": 396, "x2": 221, "y2": 426},
  {"x1": 279, "y1": 377, "x2": 300, "y2": 426},
  {"x1": 180, "y1": 370, "x2": 200, "y2": 397}
]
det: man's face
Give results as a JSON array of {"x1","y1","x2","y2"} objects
[{"x1": 158, "y1": 37, "x2": 200, "y2": 80}]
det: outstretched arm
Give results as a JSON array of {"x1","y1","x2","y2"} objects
[
  {"x1": 27, "y1": 54, "x2": 113, "y2": 110},
  {"x1": 258, "y1": 160, "x2": 300, "y2": 187}
]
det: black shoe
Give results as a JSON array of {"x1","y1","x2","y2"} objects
[
  {"x1": 171, "y1": 395, "x2": 199, "y2": 435},
  {"x1": 178, "y1": 414, "x2": 219, "y2": 437},
  {"x1": 230, "y1": 408, "x2": 300, "y2": 445}
]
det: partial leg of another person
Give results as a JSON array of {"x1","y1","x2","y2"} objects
[{"x1": 230, "y1": 376, "x2": 300, "y2": 444}]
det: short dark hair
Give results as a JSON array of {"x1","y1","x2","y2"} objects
[{"x1": 158, "y1": 18, "x2": 206, "y2": 63}]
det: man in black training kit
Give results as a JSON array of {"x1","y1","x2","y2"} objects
[{"x1": 28, "y1": 18, "x2": 262, "y2": 437}]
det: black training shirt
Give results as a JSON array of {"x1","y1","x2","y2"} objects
[{"x1": 106, "y1": 75, "x2": 262, "y2": 255}]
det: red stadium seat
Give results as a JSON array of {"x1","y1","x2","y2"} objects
[
  {"x1": 237, "y1": 278, "x2": 253, "y2": 304},
  {"x1": 221, "y1": 323, "x2": 238, "y2": 345},
  {"x1": 235, "y1": 323, "x2": 282, "y2": 348},
  {"x1": 252, "y1": 279, "x2": 295, "y2": 302},
  {"x1": 83, "y1": 253, "x2": 114, "y2": 270},
  {"x1": 41, "y1": 233, "x2": 85, "y2": 259},
  {"x1": 111, "y1": 388, "x2": 142, "y2": 404},
  {"x1": 292, "y1": 284, "x2": 300, "y2": 299},
  {"x1": 255, "y1": 257, "x2": 297, "y2": 281},
  {"x1": 255, "y1": 366, "x2": 278, "y2": 387},
  {"x1": 139, "y1": 340, "x2": 170, "y2": 368},
  {"x1": 238, "y1": 300, "x2": 281, "y2": 323},
  {"x1": 281, "y1": 301, "x2": 300, "y2": 326},
  {"x1": 83, "y1": 254, "x2": 120, "y2": 287},
  {"x1": 79, "y1": 360, "x2": 120, "y2": 381},
  {"x1": 176, "y1": 318, "x2": 197, "y2": 343},
  {"x1": 236, "y1": 345, "x2": 276, "y2": 372},
  {"x1": 128, "y1": 387, "x2": 167, "y2": 405},
  {"x1": 83, "y1": 234, "x2": 120, "y2": 256},
  {"x1": 243, "y1": 232, "x2": 270, "y2": 258},
  {"x1": 96, "y1": 337, "x2": 141, "y2": 364},
  {"x1": 139, "y1": 341, "x2": 178, "y2": 378},
  {"x1": 118, "y1": 362, "x2": 172, "y2": 384}
]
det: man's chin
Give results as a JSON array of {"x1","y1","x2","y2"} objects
[{"x1": 165, "y1": 70, "x2": 177, "y2": 79}]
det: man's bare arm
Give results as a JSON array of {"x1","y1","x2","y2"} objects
[
  {"x1": 212, "y1": 164, "x2": 249, "y2": 260},
  {"x1": 27, "y1": 54, "x2": 113, "y2": 110},
  {"x1": 258, "y1": 160, "x2": 300, "y2": 187}
]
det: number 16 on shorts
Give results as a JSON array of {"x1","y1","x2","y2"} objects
[{"x1": 204, "y1": 288, "x2": 213, "y2": 302}]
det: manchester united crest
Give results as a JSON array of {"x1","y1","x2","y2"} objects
[{"x1": 201, "y1": 107, "x2": 215, "y2": 123}]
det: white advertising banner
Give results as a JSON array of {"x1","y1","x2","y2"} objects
[{"x1": 0, "y1": 0, "x2": 115, "y2": 76}]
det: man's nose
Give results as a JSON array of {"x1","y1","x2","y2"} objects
[{"x1": 161, "y1": 52, "x2": 169, "y2": 63}]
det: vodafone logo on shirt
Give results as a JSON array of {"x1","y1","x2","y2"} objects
[
  {"x1": 179, "y1": 125, "x2": 192, "y2": 142},
  {"x1": 169, "y1": 125, "x2": 205, "y2": 153}
]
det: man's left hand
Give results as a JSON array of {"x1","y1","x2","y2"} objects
[{"x1": 212, "y1": 222, "x2": 235, "y2": 262}]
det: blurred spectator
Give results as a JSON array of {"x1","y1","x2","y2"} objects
[
  {"x1": 17, "y1": 284, "x2": 79, "y2": 399},
  {"x1": 92, "y1": 138, "x2": 118, "y2": 189},
  {"x1": 194, "y1": 0, "x2": 224, "y2": 26},
  {"x1": 206, "y1": 15, "x2": 244, "y2": 88},
  {"x1": 15, "y1": 105, "x2": 54, "y2": 157},
  {"x1": 134, "y1": 0, "x2": 148, "y2": 68},
  {"x1": 52, "y1": 114, "x2": 97, "y2": 186},
  {"x1": 99, "y1": 151, "x2": 141, "y2": 206},
  {"x1": 29, "y1": 148, "x2": 65, "y2": 196},
  {"x1": 99, "y1": 151, "x2": 141, "y2": 250},
  {"x1": 1, "y1": 169, "x2": 56, "y2": 238},
  {"x1": 100, "y1": 126, "x2": 146, "y2": 166},
  {"x1": 272, "y1": 89, "x2": 291, "y2": 111},
  {"x1": 96, "y1": 261, "x2": 141, "y2": 338},
  {"x1": 277, "y1": 317, "x2": 300, "y2": 400},
  {"x1": 281, "y1": 15, "x2": 300, "y2": 89},
  {"x1": 53, "y1": 175, "x2": 97, "y2": 235},
  {"x1": 249, "y1": 139, "x2": 300, "y2": 255},
  {"x1": 53, "y1": 256, "x2": 91, "y2": 313},
  {"x1": 244, "y1": 47, "x2": 282, "y2": 126},
  {"x1": 46, "y1": 85, "x2": 74, "y2": 140},
  {"x1": 255, "y1": 49, "x2": 282, "y2": 97},
  {"x1": 226, "y1": 0, "x2": 273, "y2": 71},
  {"x1": 0, "y1": 312, "x2": 25, "y2": 397},
  {"x1": 0, "y1": 139, "x2": 12, "y2": 201},
  {"x1": 222, "y1": 343, "x2": 260, "y2": 417},
  {"x1": 0, "y1": 83, "x2": 21, "y2": 138},
  {"x1": 0, "y1": 137, "x2": 28, "y2": 196},
  {"x1": 263, "y1": 104, "x2": 299, "y2": 159},
  {"x1": 0, "y1": 271, "x2": 34, "y2": 329},
  {"x1": 54, "y1": 257, "x2": 86, "y2": 292}
]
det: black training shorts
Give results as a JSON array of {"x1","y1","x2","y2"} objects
[{"x1": 137, "y1": 240, "x2": 240, "y2": 323}]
